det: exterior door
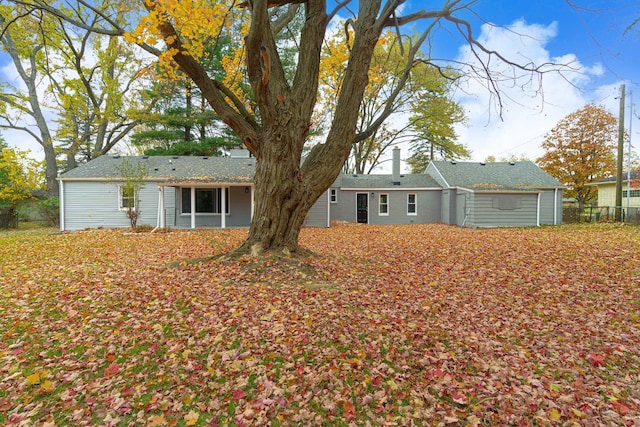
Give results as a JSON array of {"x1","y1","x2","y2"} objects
[{"x1": 356, "y1": 193, "x2": 368, "y2": 223}]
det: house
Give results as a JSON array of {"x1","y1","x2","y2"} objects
[
  {"x1": 586, "y1": 171, "x2": 640, "y2": 208},
  {"x1": 425, "y1": 160, "x2": 564, "y2": 227},
  {"x1": 328, "y1": 149, "x2": 564, "y2": 228},
  {"x1": 58, "y1": 148, "x2": 563, "y2": 231},
  {"x1": 58, "y1": 152, "x2": 329, "y2": 231}
]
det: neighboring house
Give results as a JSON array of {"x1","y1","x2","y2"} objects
[
  {"x1": 586, "y1": 171, "x2": 640, "y2": 208},
  {"x1": 329, "y1": 149, "x2": 563, "y2": 228},
  {"x1": 59, "y1": 147, "x2": 564, "y2": 231}
]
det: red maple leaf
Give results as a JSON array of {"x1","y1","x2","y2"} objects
[
  {"x1": 103, "y1": 363, "x2": 120, "y2": 377},
  {"x1": 587, "y1": 353, "x2": 605, "y2": 367},
  {"x1": 232, "y1": 389, "x2": 245, "y2": 402}
]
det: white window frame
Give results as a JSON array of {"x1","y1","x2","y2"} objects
[
  {"x1": 330, "y1": 188, "x2": 338, "y2": 203},
  {"x1": 407, "y1": 193, "x2": 417, "y2": 216},
  {"x1": 118, "y1": 185, "x2": 137, "y2": 211},
  {"x1": 379, "y1": 193, "x2": 389, "y2": 216},
  {"x1": 180, "y1": 187, "x2": 230, "y2": 215}
]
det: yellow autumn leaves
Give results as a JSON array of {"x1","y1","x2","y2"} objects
[
  {"x1": 25, "y1": 368, "x2": 55, "y2": 394},
  {"x1": 147, "y1": 410, "x2": 199, "y2": 426},
  {"x1": 125, "y1": 0, "x2": 249, "y2": 100}
]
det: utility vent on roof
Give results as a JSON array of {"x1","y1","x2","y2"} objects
[
  {"x1": 172, "y1": 168, "x2": 176, "y2": 171},
  {"x1": 154, "y1": 168, "x2": 158, "y2": 171}
]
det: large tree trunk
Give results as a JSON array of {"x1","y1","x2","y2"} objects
[
  {"x1": 151, "y1": 0, "x2": 385, "y2": 256},
  {"x1": 43, "y1": 141, "x2": 59, "y2": 197},
  {"x1": 240, "y1": 144, "x2": 308, "y2": 255}
]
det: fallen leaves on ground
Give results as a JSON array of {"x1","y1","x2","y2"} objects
[{"x1": 0, "y1": 223, "x2": 639, "y2": 426}]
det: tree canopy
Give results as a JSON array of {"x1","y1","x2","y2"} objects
[
  {"x1": 0, "y1": 1, "x2": 156, "y2": 196},
  {"x1": 0, "y1": 145, "x2": 43, "y2": 207},
  {"x1": 537, "y1": 103, "x2": 617, "y2": 207}
]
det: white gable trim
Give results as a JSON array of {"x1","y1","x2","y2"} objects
[{"x1": 427, "y1": 163, "x2": 450, "y2": 188}]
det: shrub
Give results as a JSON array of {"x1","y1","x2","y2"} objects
[{"x1": 38, "y1": 196, "x2": 60, "y2": 227}]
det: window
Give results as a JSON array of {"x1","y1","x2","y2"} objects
[
  {"x1": 181, "y1": 188, "x2": 229, "y2": 214},
  {"x1": 623, "y1": 189, "x2": 640, "y2": 198},
  {"x1": 119, "y1": 185, "x2": 136, "y2": 210},
  {"x1": 379, "y1": 193, "x2": 389, "y2": 215},
  {"x1": 491, "y1": 195, "x2": 522, "y2": 210},
  {"x1": 330, "y1": 188, "x2": 337, "y2": 203},
  {"x1": 407, "y1": 193, "x2": 417, "y2": 215}
]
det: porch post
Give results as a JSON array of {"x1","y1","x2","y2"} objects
[
  {"x1": 190, "y1": 186, "x2": 196, "y2": 229},
  {"x1": 221, "y1": 187, "x2": 226, "y2": 229},
  {"x1": 250, "y1": 186, "x2": 255, "y2": 221}
]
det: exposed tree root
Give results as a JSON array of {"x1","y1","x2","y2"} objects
[{"x1": 164, "y1": 245, "x2": 333, "y2": 288}]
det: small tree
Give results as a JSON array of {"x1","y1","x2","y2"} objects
[{"x1": 116, "y1": 159, "x2": 147, "y2": 230}]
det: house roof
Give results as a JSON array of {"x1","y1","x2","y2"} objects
[
  {"x1": 334, "y1": 173, "x2": 441, "y2": 189},
  {"x1": 59, "y1": 155, "x2": 256, "y2": 184},
  {"x1": 588, "y1": 170, "x2": 640, "y2": 185},
  {"x1": 430, "y1": 160, "x2": 564, "y2": 191}
]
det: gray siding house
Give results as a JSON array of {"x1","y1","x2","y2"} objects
[
  {"x1": 58, "y1": 154, "x2": 329, "y2": 231},
  {"x1": 329, "y1": 148, "x2": 563, "y2": 227},
  {"x1": 59, "y1": 148, "x2": 563, "y2": 231},
  {"x1": 425, "y1": 160, "x2": 564, "y2": 227}
]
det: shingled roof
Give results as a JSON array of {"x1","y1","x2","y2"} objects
[
  {"x1": 59, "y1": 155, "x2": 256, "y2": 184},
  {"x1": 589, "y1": 170, "x2": 640, "y2": 184},
  {"x1": 334, "y1": 173, "x2": 441, "y2": 188},
  {"x1": 430, "y1": 160, "x2": 564, "y2": 191}
]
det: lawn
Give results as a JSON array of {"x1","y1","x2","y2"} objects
[{"x1": 0, "y1": 223, "x2": 639, "y2": 426}]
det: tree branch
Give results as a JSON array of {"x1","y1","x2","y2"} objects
[
  {"x1": 144, "y1": 2, "x2": 260, "y2": 145},
  {"x1": 270, "y1": 3, "x2": 300, "y2": 35}
]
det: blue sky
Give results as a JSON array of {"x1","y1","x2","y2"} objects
[{"x1": 389, "y1": 0, "x2": 640, "y2": 165}]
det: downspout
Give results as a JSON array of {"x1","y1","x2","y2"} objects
[
  {"x1": 536, "y1": 192, "x2": 541, "y2": 226},
  {"x1": 151, "y1": 185, "x2": 164, "y2": 233},
  {"x1": 59, "y1": 179, "x2": 64, "y2": 231},
  {"x1": 552, "y1": 188, "x2": 556, "y2": 225}
]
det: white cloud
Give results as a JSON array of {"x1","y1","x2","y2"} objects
[{"x1": 452, "y1": 19, "x2": 613, "y2": 162}]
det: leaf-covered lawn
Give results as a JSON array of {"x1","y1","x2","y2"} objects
[{"x1": 1, "y1": 224, "x2": 639, "y2": 426}]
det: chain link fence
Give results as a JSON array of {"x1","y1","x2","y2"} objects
[{"x1": 563, "y1": 206, "x2": 640, "y2": 224}]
